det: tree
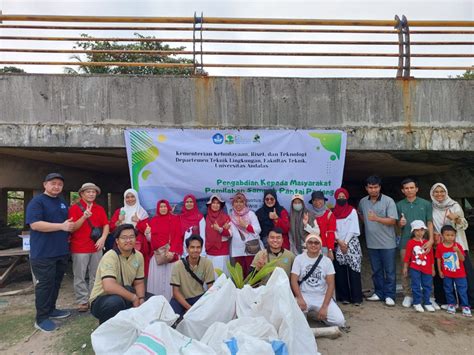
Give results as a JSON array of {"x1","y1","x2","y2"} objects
[
  {"x1": 0, "y1": 66, "x2": 26, "y2": 73},
  {"x1": 65, "y1": 33, "x2": 194, "y2": 75},
  {"x1": 450, "y1": 69, "x2": 474, "y2": 79}
]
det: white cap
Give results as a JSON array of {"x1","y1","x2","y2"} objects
[{"x1": 410, "y1": 220, "x2": 427, "y2": 232}]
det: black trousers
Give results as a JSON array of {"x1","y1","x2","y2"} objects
[
  {"x1": 30, "y1": 255, "x2": 68, "y2": 323},
  {"x1": 334, "y1": 258, "x2": 363, "y2": 304},
  {"x1": 434, "y1": 252, "x2": 474, "y2": 307}
]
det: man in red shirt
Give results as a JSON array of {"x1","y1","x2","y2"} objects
[{"x1": 69, "y1": 182, "x2": 109, "y2": 312}]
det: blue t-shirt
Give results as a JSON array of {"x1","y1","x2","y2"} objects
[{"x1": 25, "y1": 194, "x2": 70, "y2": 259}]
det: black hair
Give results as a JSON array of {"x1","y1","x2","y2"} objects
[
  {"x1": 185, "y1": 234, "x2": 203, "y2": 248},
  {"x1": 401, "y1": 177, "x2": 418, "y2": 188},
  {"x1": 441, "y1": 225, "x2": 456, "y2": 234},
  {"x1": 268, "y1": 226, "x2": 284, "y2": 236},
  {"x1": 365, "y1": 175, "x2": 382, "y2": 186},
  {"x1": 114, "y1": 223, "x2": 137, "y2": 239}
]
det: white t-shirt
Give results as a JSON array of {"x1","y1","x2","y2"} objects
[{"x1": 291, "y1": 252, "x2": 335, "y2": 295}]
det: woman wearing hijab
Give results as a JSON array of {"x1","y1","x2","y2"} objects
[
  {"x1": 109, "y1": 189, "x2": 151, "y2": 275},
  {"x1": 332, "y1": 188, "x2": 363, "y2": 305},
  {"x1": 229, "y1": 192, "x2": 262, "y2": 277},
  {"x1": 289, "y1": 194, "x2": 319, "y2": 255},
  {"x1": 179, "y1": 194, "x2": 206, "y2": 256},
  {"x1": 305, "y1": 191, "x2": 337, "y2": 260},
  {"x1": 430, "y1": 183, "x2": 473, "y2": 307},
  {"x1": 146, "y1": 199, "x2": 182, "y2": 300},
  {"x1": 205, "y1": 194, "x2": 232, "y2": 275},
  {"x1": 256, "y1": 189, "x2": 290, "y2": 250}
]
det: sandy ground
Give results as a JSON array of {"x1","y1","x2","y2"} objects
[{"x1": 1, "y1": 260, "x2": 474, "y2": 355}]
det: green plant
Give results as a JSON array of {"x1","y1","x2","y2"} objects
[
  {"x1": 7, "y1": 211, "x2": 24, "y2": 228},
  {"x1": 217, "y1": 257, "x2": 282, "y2": 289}
]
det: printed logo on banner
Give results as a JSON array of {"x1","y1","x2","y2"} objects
[
  {"x1": 212, "y1": 133, "x2": 224, "y2": 144},
  {"x1": 224, "y1": 134, "x2": 235, "y2": 144},
  {"x1": 253, "y1": 134, "x2": 261, "y2": 143}
]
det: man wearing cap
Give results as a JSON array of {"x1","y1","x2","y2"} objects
[
  {"x1": 26, "y1": 173, "x2": 75, "y2": 332},
  {"x1": 250, "y1": 226, "x2": 295, "y2": 285},
  {"x1": 90, "y1": 224, "x2": 146, "y2": 324},
  {"x1": 290, "y1": 234, "x2": 346, "y2": 327},
  {"x1": 69, "y1": 182, "x2": 110, "y2": 312}
]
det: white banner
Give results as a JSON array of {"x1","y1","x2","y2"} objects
[{"x1": 125, "y1": 129, "x2": 347, "y2": 215}]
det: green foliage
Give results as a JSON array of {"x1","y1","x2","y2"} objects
[
  {"x1": 0, "y1": 309, "x2": 35, "y2": 348},
  {"x1": 0, "y1": 66, "x2": 26, "y2": 73},
  {"x1": 450, "y1": 69, "x2": 474, "y2": 79},
  {"x1": 7, "y1": 211, "x2": 24, "y2": 228},
  {"x1": 225, "y1": 257, "x2": 281, "y2": 289},
  {"x1": 54, "y1": 313, "x2": 97, "y2": 354},
  {"x1": 65, "y1": 33, "x2": 194, "y2": 76}
]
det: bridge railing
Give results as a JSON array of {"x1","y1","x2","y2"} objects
[{"x1": 0, "y1": 14, "x2": 472, "y2": 77}]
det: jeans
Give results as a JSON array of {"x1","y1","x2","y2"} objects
[
  {"x1": 409, "y1": 268, "x2": 432, "y2": 305},
  {"x1": 367, "y1": 248, "x2": 396, "y2": 300},
  {"x1": 170, "y1": 294, "x2": 203, "y2": 317},
  {"x1": 443, "y1": 277, "x2": 470, "y2": 307},
  {"x1": 30, "y1": 255, "x2": 68, "y2": 323}
]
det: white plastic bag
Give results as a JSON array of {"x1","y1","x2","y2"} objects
[
  {"x1": 242, "y1": 267, "x2": 318, "y2": 355},
  {"x1": 177, "y1": 274, "x2": 237, "y2": 339},
  {"x1": 91, "y1": 295, "x2": 178, "y2": 355},
  {"x1": 125, "y1": 321, "x2": 216, "y2": 355},
  {"x1": 235, "y1": 284, "x2": 265, "y2": 318},
  {"x1": 201, "y1": 316, "x2": 279, "y2": 355}
]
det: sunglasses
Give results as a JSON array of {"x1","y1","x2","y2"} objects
[{"x1": 265, "y1": 197, "x2": 275, "y2": 201}]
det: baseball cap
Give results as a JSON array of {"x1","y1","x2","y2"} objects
[{"x1": 44, "y1": 173, "x2": 64, "y2": 182}]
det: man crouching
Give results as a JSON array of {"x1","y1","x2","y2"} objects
[
  {"x1": 290, "y1": 234, "x2": 346, "y2": 327},
  {"x1": 89, "y1": 224, "x2": 146, "y2": 324},
  {"x1": 170, "y1": 235, "x2": 215, "y2": 317}
]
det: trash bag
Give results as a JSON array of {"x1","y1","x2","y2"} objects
[
  {"x1": 125, "y1": 321, "x2": 216, "y2": 355},
  {"x1": 177, "y1": 274, "x2": 237, "y2": 340},
  {"x1": 241, "y1": 267, "x2": 318, "y2": 355},
  {"x1": 201, "y1": 316, "x2": 280, "y2": 355},
  {"x1": 235, "y1": 284, "x2": 265, "y2": 318},
  {"x1": 91, "y1": 295, "x2": 178, "y2": 355}
]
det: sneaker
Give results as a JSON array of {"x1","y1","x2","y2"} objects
[
  {"x1": 462, "y1": 307, "x2": 472, "y2": 317},
  {"x1": 353, "y1": 302, "x2": 361, "y2": 307},
  {"x1": 430, "y1": 298, "x2": 441, "y2": 311},
  {"x1": 447, "y1": 304, "x2": 456, "y2": 314},
  {"x1": 385, "y1": 297, "x2": 395, "y2": 307},
  {"x1": 424, "y1": 305, "x2": 435, "y2": 312},
  {"x1": 49, "y1": 309, "x2": 71, "y2": 319},
  {"x1": 367, "y1": 294, "x2": 381, "y2": 301},
  {"x1": 440, "y1": 304, "x2": 449, "y2": 310},
  {"x1": 413, "y1": 304, "x2": 424, "y2": 313},
  {"x1": 402, "y1": 296, "x2": 413, "y2": 308},
  {"x1": 34, "y1": 319, "x2": 57, "y2": 333}
]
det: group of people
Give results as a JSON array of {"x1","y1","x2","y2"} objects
[{"x1": 25, "y1": 172, "x2": 471, "y2": 333}]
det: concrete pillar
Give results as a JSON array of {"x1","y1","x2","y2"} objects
[
  {"x1": 23, "y1": 189, "x2": 34, "y2": 228},
  {"x1": 0, "y1": 189, "x2": 7, "y2": 225}
]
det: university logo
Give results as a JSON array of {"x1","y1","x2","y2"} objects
[
  {"x1": 212, "y1": 133, "x2": 224, "y2": 144},
  {"x1": 224, "y1": 134, "x2": 235, "y2": 144}
]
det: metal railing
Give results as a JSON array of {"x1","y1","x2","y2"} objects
[{"x1": 0, "y1": 14, "x2": 472, "y2": 77}]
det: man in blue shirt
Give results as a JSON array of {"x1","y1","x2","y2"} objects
[{"x1": 26, "y1": 173, "x2": 75, "y2": 332}]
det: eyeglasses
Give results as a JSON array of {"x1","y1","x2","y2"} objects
[
  {"x1": 265, "y1": 197, "x2": 275, "y2": 201},
  {"x1": 119, "y1": 236, "x2": 136, "y2": 241},
  {"x1": 306, "y1": 241, "x2": 320, "y2": 245}
]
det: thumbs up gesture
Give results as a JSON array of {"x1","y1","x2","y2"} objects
[
  {"x1": 145, "y1": 223, "x2": 151, "y2": 235},
  {"x1": 269, "y1": 208, "x2": 278, "y2": 220},
  {"x1": 131, "y1": 212, "x2": 139, "y2": 223},
  {"x1": 400, "y1": 213, "x2": 407, "y2": 227},
  {"x1": 62, "y1": 218, "x2": 75, "y2": 232},
  {"x1": 303, "y1": 212, "x2": 309, "y2": 226}
]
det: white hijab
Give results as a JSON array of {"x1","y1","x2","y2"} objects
[{"x1": 122, "y1": 189, "x2": 149, "y2": 226}]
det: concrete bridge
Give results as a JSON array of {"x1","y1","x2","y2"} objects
[{"x1": 0, "y1": 74, "x2": 473, "y2": 221}]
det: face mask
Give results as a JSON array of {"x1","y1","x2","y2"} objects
[
  {"x1": 336, "y1": 198, "x2": 347, "y2": 206},
  {"x1": 293, "y1": 203, "x2": 303, "y2": 211}
]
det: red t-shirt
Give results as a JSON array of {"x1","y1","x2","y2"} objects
[
  {"x1": 69, "y1": 200, "x2": 109, "y2": 253},
  {"x1": 316, "y1": 210, "x2": 337, "y2": 250},
  {"x1": 404, "y1": 239, "x2": 433, "y2": 275},
  {"x1": 435, "y1": 242, "x2": 466, "y2": 278}
]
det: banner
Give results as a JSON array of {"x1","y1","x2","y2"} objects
[{"x1": 125, "y1": 129, "x2": 347, "y2": 215}]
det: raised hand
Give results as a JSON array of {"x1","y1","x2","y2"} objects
[
  {"x1": 269, "y1": 208, "x2": 278, "y2": 220},
  {"x1": 212, "y1": 222, "x2": 221, "y2": 231},
  {"x1": 302, "y1": 212, "x2": 309, "y2": 226},
  {"x1": 145, "y1": 223, "x2": 151, "y2": 235},
  {"x1": 238, "y1": 217, "x2": 248, "y2": 229},
  {"x1": 83, "y1": 204, "x2": 93, "y2": 219},
  {"x1": 118, "y1": 209, "x2": 126, "y2": 222},
  {"x1": 223, "y1": 222, "x2": 231, "y2": 230},
  {"x1": 399, "y1": 213, "x2": 407, "y2": 227},
  {"x1": 131, "y1": 212, "x2": 139, "y2": 223}
]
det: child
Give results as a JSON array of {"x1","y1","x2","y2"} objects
[
  {"x1": 435, "y1": 225, "x2": 472, "y2": 317},
  {"x1": 403, "y1": 220, "x2": 435, "y2": 312}
]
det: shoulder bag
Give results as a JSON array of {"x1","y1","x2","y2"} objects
[
  {"x1": 298, "y1": 254, "x2": 323, "y2": 285},
  {"x1": 76, "y1": 203, "x2": 103, "y2": 242}
]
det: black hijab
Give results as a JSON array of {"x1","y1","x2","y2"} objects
[{"x1": 256, "y1": 189, "x2": 284, "y2": 247}]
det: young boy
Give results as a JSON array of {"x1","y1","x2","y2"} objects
[
  {"x1": 403, "y1": 220, "x2": 435, "y2": 313},
  {"x1": 435, "y1": 225, "x2": 472, "y2": 317}
]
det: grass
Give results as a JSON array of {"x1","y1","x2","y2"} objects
[
  {"x1": 53, "y1": 313, "x2": 98, "y2": 354},
  {"x1": 0, "y1": 309, "x2": 36, "y2": 349}
]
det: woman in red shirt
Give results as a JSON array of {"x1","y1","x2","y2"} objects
[
  {"x1": 205, "y1": 194, "x2": 231, "y2": 275},
  {"x1": 146, "y1": 199, "x2": 182, "y2": 300},
  {"x1": 109, "y1": 189, "x2": 151, "y2": 276},
  {"x1": 179, "y1": 194, "x2": 206, "y2": 255}
]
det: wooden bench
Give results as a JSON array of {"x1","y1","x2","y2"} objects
[{"x1": 0, "y1": 247, "x2": 31, "y2": 288}]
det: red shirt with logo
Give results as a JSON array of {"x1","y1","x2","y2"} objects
[
  {"x1": 69, "y1": 200, "x2": 109, "y2": 253},
  {"x1": 435, "y1": 242, "x2": 466, "y2": 278},
  {"x1": 404, "y1": 239, "x2": 434, "y2": 275}
]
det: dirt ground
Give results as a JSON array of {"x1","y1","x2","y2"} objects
[{"x1": 1, "y1": 261, "x2": 474, "y2": 355}]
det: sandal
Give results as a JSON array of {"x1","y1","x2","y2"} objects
[{"x1": 78, "y1": 303, "x2": 89, "y2": 312}]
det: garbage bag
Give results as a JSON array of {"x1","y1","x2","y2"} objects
[
  {"x1": 177, "y1": 274, "x2": 237, "y2": 339},
  {"x1": 125, "y1": 321, "x2": 216, "y2": 355},
  {"x1": 91, "y1": 295, "x2": 178, "y2": 355}
]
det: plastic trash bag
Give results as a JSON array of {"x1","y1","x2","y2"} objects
[
  {"x1": 125, "y1": 321, "x2": 216, "y2": 355},
  {"x1": 91, "y1": 295, "x2": 178, "y2": 355},
  {"x1": 177, "y1": 274, "x2": 237, "y2": 339}
]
